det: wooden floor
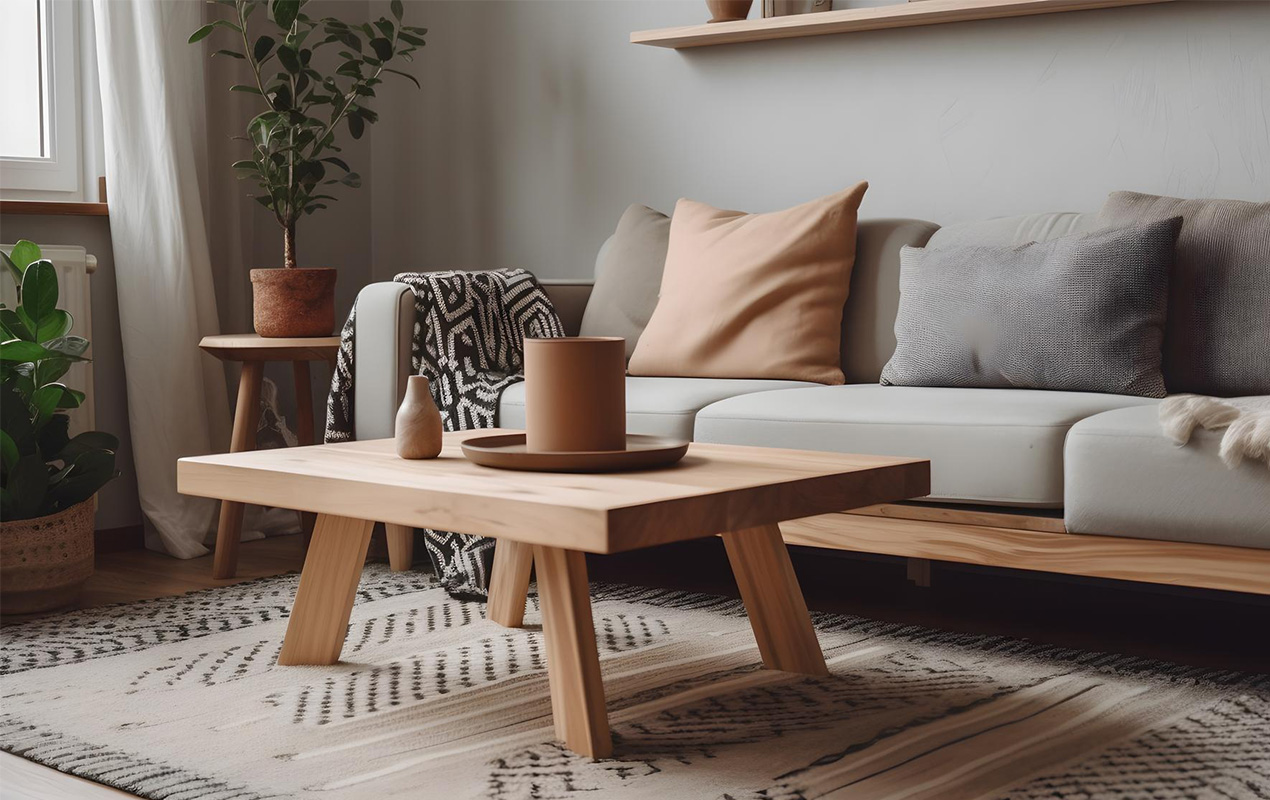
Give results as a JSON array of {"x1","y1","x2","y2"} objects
[{"x1": 2, "y1": 534, "x2": 1268, "y2": 797}]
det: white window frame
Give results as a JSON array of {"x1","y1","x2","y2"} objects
[{"x1": 1, "y1": 0, "x2": 82, "y2": 198}]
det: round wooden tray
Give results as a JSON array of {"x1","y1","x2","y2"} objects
[{"x1": 461, "y1": 433, "x2": 689, "y2": 473}]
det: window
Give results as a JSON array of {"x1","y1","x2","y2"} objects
[{"x1": 0, "y1": 0, "x2": 82, "y2": 197}]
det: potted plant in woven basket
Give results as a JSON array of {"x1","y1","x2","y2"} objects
[
  {"x1": 192, "y1": 0, "x2": 425, "y2": 337},
  {"x1": 1, "y1": 241, "x2": 119, "y2": 614}
]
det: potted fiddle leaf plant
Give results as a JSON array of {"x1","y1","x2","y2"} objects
[
  {"x1": 191, "y1": 0, "x2": 425, "y2": 337},
  {"x1": 1, "y1": 241, "x2": 120, "y2": 614}
]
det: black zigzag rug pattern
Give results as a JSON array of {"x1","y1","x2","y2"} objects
[{"x1": 2, "y1": 566, "x2": 1268, "y2": 800}]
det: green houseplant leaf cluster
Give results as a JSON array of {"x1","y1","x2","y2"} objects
[
  {"x1": 1, "y1": 241, "x2": 120, "y2": 521},
  {"x1": 191, "y1": 0, "x2": 425, "y2": 268}
]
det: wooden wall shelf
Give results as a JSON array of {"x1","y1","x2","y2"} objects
[
  {"x1": 631, "y1": 0, "x2": 1175, "y2": 49},
  {"x1": 0, "y1": 200, "x2": 109, "y2": 217}
]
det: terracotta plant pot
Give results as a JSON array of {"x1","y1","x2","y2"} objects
[
  {"x1": 523, "y1": 337, "x2": 626, "y2": 453},
  {"x1": 706, "y1": 0, "x2": 753, "y2": 22},
  {"x1": 0, "y1": 498, "x2": 95, "y2": 615},
  {"x1": 250, "y1": 268, "x2": 337, "y2": 338}
]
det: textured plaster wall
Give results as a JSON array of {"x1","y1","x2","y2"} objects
[{"x1": 367, "y1": 0, "x2": 1269, "y2": 281}]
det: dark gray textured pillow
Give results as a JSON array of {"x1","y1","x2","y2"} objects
[
  {"x1": 1098, "y1": 192, "x2": 1270, "y2": 396},
  {"x1": 579, "y1": 204, "x2": 671, "y2": 362},
  {"x1": 880, "y1": 218, "x2": 1182, "y2": 397}
]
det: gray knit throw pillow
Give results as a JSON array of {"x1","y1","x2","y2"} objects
[
  {"x1": 1098, "y1": 192, "x2": 1270, "y2": 396},
  {"x1": 880, "y1": 217, "x2": 1182, "y2": 398}
]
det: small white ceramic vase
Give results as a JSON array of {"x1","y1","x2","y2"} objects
[{"x1": 395, "y1": 376, "x2": 444, "y2": 459}]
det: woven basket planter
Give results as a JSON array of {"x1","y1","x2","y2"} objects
[{"x1": 1, "y1": 498, "x2": 95, "y2": 614}]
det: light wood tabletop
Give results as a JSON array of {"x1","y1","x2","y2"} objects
[
  {"x1": 177, "y1": 431, "x2": 930, "y2": 759},
  {"x1": 178, "y1": 431, "x2": 930, "y2": 554}
]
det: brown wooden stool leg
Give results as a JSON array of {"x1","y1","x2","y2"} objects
[
  {"x1": 212, "y1": 361, "x2": 263, "y2": 579},
  {"x1": 385, "y1": 524, "x2": 415, "y2": 571},
  {"x1": 488, "y1": 540, "x2": 533, "y2": 627},
  {"x1": 722, "y1": 523, "x2": 828, "y2": 676},
  {"x1": 278, "y1": 514, "x2": 374, "y2": 666},
  {"x1": 534, "y1": 545, "x2": 611, "y2": 759}
]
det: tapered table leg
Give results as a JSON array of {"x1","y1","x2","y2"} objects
[
  {"x1": 212, "y1": 361, "x2": 263, "y2": 579},
  {"x1": 534, "y1": 545, "x2": 611, "y2": 759},
  {"x1": 488, "y1": 540, "x2": 533, "y2": 627},
  {"x1": 385, "y1": 524, "x2": 415, "y2": 572},
  {"x1": 278, "y1": 514, "x2": 375, "y2": 666},
  {"x1": 722, "y1": 523, "x2": 828, "y2": 676}
]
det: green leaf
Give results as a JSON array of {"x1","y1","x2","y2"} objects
[
  {"x1": 0, "y1": 340, "x2": 50, "y2": 362},
  {"x1": 31, "y1": 384, "x2": 61, "y2": 424},
  {"x1": 320, "y1": 156, "x2": 350, "y2": 171},
  {"x1": 43, "y1": 336, "x2": 90, "y2": 360},
  {"x1": 213, "y1": 49, "x2": 246, "y2": 59},
  {"x1": 398, "y1": 31, "x2": 425, "y2": 46},
  {"x1": 391, "y1": 0, "x2": 403, "y2": 20},
  {"x1": 347, "y1": 113, "x2": 364, "y2": 139},
  {"x1": 34, "y1": 356, "x2": 71, "y2": 385},
  {"x1": 55, "y1": 386, "x2": 85, "y2": 409},
  {"x1": 1, "y1": 250, "x2": 23, "y2": 287},
  {"x1": 0, "y1": 430, "x2": 18, "y2": 472},
  {"x1": 6, "y1": 454, "x2": 49, "y2": 519},
  {"x1": 384, "y1": 67, "x2": 420, "y2": 90},
  {"x1": 374, "y1": 19, "x2": 394, "y2": 38},
  {"x1": 0, "y1": 309, "x2": 35, "y2": 342},
  {"x1": 230, "y1": 84, "x2": 263, "y2": 95},
  {"x1": 272, "y1": 0, "x2": 300, "y2": 30},
  {"x1": 369, "y1": 36, "x2": 393, "y2": 61},
  {"x1": 35, "y1": 309, "x2": 72, "y2": 343},
  {"x1": 35, "y1": 413, "x2": 70, "y2": 462},
  {"x1": 277, "y1": 45, "x2": 301, "y2": 73},
  {"x1": 10, "y1": 240, "x2": 41, "y2": 273},
  {"x1": 189, "y1": 23, "x2": 216, "y2": 43},
  {"x1": 20, "y1": 261, "x2": 58, "y2": 324},
  {"x1": 50, "y1": 448, "x2": 118, "y2": 508},
  {"x1": 253, "y1": 34, "x2": 276, "y2": 62},
  {"x1": 59, "y1": 430, "x2": 120, "y2": 461},
  {"x1": 339, "y1": 171, "x2": 362, "y2": 188}
]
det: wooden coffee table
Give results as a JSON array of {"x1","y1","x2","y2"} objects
[{"x1": 177, "y1": 431, "x2": 929, "y2": 758}]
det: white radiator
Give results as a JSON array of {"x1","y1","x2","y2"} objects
[{"x1": 1, "y1": 244, "x2": 97, "y2": 435}]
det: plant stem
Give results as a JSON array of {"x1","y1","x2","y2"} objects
[{"x1": 284, "y1": 221, "x2": 297, "y2": 269}]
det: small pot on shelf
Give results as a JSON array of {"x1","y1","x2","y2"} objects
[
  {"x1": 250, "y1": 267, "x2": 337, "y2": 338},
  {"x1": 706, "y1": 0, "x2": 753, "y2": 22}
]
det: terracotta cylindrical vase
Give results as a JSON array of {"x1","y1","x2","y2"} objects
[
  {"x1": 706, "y1": 0, "x2": 753, "y2": 22},
  {"x1": 395, "y1": 376, "x2": 444, "y2": 459},
  {"x1": 250, "y1": 267, "x2": 337, "y2": 338},
  {"x1": 0, "y1": 498, "x2": 95, "y2": 615},
  {"x1": 524, "y1": 337, "x2": 626, "y2": 453}
]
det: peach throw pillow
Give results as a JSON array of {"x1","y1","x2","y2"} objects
[{"x1": 628, "y1": 183, "x2": 868, "y2": 385}]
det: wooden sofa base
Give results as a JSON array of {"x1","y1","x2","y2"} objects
[{"x1": 782, "y1": 507, "x2": 1270, "y2": 596}]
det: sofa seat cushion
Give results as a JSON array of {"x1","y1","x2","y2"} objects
[
  {"x1": 1065, "y1": 404, "x2": 1270, "y2": 549},
  {"x1": 498, "y1": 377, "x2": 818, "y2": 441},
  {"x1": 694, "y1": 384, "x2": 1156, "y2": 507}
]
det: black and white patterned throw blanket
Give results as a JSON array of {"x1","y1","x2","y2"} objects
[{"x1": 325, "y1": 269, "x2": 564, "y2": 599}]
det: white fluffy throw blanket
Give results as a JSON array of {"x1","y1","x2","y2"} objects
[{"x1": 1159, "y1": 395, "x2": 1270, "y2": 469}]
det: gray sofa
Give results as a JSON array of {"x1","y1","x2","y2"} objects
[{"x1": 351, "y1": 214, "x2": 1270, "y2": 595}]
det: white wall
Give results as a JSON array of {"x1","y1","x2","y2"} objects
[{"x1": 369, "y1": 0, "x2": 1269, "y2": 281}]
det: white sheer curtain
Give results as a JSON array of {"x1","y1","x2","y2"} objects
[{"x1": 93, "y1": 0, "x2": 231, "y2": 557}]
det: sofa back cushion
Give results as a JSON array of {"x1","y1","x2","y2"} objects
[
  {"x1": 880, "y1": 217, "x2": 1183, "y2": 398},
  {"x1": 840, "y1": 219, "x2": 940, "y2": 383},
  {"x1": 629, "y1": 183, "x2": 868, "y2": 385},
  {"x1": 923, "y1": 211, "x2": 1097, "y2": 250},
  {"x1": 579, "y1": 204, "x2": 672, "y2": 362},
  {"x1": 1098, "y1": 191, "x2": 1270, "y2": 396}
]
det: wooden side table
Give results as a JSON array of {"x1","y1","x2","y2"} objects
[{"x1": 199, "y1": 334, "x2": 341, "y2": 578}]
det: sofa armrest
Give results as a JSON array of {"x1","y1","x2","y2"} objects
[
  {"x1": 352, "y1": 281, "x2": 414, "y2": 440},
  {"x1": 540, "y1": 280, "x2": 593, "y2": 337}
]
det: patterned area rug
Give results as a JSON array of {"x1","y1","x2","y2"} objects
[{"x1": 2, "y1": 565, "x2": 1268, "y2": 799}]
